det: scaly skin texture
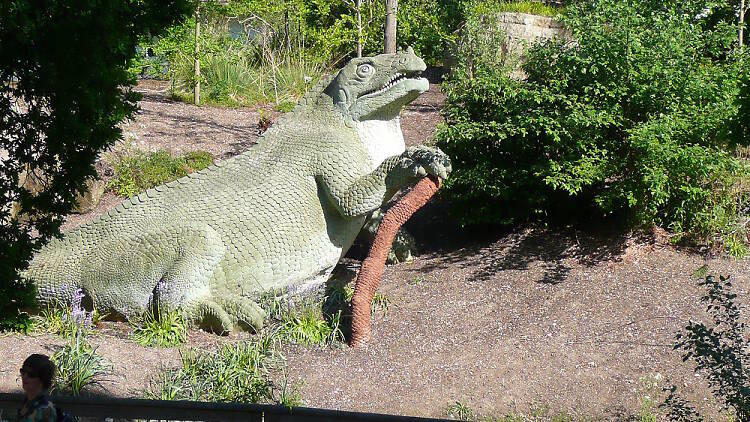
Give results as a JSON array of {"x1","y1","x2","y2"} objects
[{"x1": 24, "y1": 48, "x2": 452, "y2": 333}]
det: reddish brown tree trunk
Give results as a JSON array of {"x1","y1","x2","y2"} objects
[{"x1": 350, "y1": 176, "x2": 441, "y2": 347}]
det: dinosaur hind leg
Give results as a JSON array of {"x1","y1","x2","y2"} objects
[{"x1": 151, "y1": 225, "x2": 234, "y2": 334}]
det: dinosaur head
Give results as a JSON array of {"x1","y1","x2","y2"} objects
[{"x1": 324, "y1": 47, "x2": 428, "y2": 121}]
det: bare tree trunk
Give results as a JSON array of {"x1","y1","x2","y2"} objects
[
  {"x1": 356, "y1": 0, "x2": 363, "y2": 57},
  {"x1": 384, "y1": 0, "x2": 397, "y2": 53},
  {"x1": 741, "y1": 0, "x2": 746, "y2": 48},
  {"x1": 285, "y1": 8, "x2": 291, "y2": 55},
  {"x1": 350, "y1": 176, "x2": 441, "y2": 347},
  {"x1": 194, "y1": 5, "x2": 200, "y2": 105}
]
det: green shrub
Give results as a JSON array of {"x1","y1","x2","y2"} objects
[
  {"x1": 107, "y1": 149, "x2": 213, "y2": 198},
  {"x1": 131, "y1": 306, "x2": 187, "y2": 348},
  {"x1": 0, "y1": 280, "x2": 36, "y2": 333},
  {"x1": 145, "y1": 335, "x2": 281, "y2": 403},
  {"x1": 436, "y1": 0, "x2": 750, "y2": 252}
]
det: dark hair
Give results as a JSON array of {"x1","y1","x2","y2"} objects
[{"x1": 22, "y1": 354, "x2": 55, "y2": 390}]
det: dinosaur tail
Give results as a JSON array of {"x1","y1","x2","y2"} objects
[{"x1": 24, "y1": 237, "x2": 81, "y2": 308}]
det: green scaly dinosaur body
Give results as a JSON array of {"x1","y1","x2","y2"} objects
[{"x1": 25, "y1": 48, "x2": 451, "y2": 332}]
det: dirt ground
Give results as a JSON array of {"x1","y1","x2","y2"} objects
[{"x1": 1, "y1": 78, "x2": 745, "y2": 420}]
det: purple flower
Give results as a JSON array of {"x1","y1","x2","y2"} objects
[{"x1": 69, "y1": 288, "x2": 94, "y2": 329}]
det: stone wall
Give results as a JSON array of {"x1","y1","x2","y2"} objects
[
  {"x1": 445, "y1": 12, "x2": 570, "y2": 79},
  {"x1": 494, "y1": 12, "x2": 570, "y2": 57}
]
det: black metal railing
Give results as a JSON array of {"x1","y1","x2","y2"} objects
[{"x1": 0, "y1": 393, "x2": 451, "y2": 422}]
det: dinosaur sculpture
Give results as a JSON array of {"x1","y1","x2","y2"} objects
[{"x1": 24, "y1": 48, "x2": 451, "y2": 333}]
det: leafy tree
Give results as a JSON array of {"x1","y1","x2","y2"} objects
[
  {"x1": 0, "y1": 0, "x2": 193, "y2": 331},
  {"x1": 436, "y1": 0, "x2": 750, "y2": 252}
]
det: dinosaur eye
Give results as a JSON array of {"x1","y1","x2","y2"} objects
[{"x1": 356, "y1": 64, "x2": 374, "y2": 78}]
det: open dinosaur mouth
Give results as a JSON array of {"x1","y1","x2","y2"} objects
[{"x1": 359, "y1": 71, "x2": 424, "y2": 99}]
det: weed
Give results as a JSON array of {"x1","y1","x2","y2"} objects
[
  {"x1": 371, "y1": 292, "x2": 390, "y2": 315},
  {"x1": 278, "y1": 369, "x2": 304, "y2": 409},
  {"x1": 447, "y1": 401, "x2": 475, "y2": 421},
  {"x1": 278, "y1": 301, "x2": 345, "y2": 346},
  {"x1": 131, "y1": 306, "x2": 187, "y2": 348},
  {"x1": 145, "y1": 334, "x2": 282, "y2": 403},
  {"x1": 52, "y1": 335, "x2": 109, "y2": 396},
  {"x1": 274, "y1": 101, "x2": 297, "y2": 113},
  {"x1": 637, "y1": 374, "x2": 663, "y2": 421},
  {"x1": 107, "y1": 149, "x2": 213, "y2": 198}
]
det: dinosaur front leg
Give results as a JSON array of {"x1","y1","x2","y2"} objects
[{"x1": 317, "y1": 145, "x2": 452, "y2": 218}]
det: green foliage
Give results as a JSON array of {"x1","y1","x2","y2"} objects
[
  {"x1": 107, "y1": 149, "x2": 213, "y2": 198},
  {"x1": 52, "y1": 335, "x2": 109, "y2": 396},
  {"x1": 665, "y1": 274, "x2": 750, "y2": 420},
  {"x1": 277, "y1": 299, "x2": 345, "y2": 346},
  {"x1": 145, "y1": 335, "x2": 282, "y2": 403},
  {"x1": 275, "y1": 101, "x2": 297, "y2": 113},
  {"x1": 436, "y1": 0, "x2": 750, "y2": 252},
  {"x1": 0, "y1": 0, "x2": 192, "y2": 331},
  {"x1": 131, "y1": 306, "x2": 187, "y2": 348},
  {"x1": 140, "y1": 8, "x2": 325, "y2": 106},
  {"x1": 33, "y1": 288, "x2": 98, "y2": 339},
  {"x1": 0, "y1": 279, "x2": 36, "y2": 333},
  {"x1": 475, "y1": 1, "x2": 563, "y2": 17},
  {"x1": 447, "y1": 400, "x2": 475, "y2": 421}
]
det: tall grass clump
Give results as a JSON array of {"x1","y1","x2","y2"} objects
[
  {"x1": 107, "y1": 149, "x2": 213, "y2": 198},
  {"x1": 153, "y1": 15, "x2": 324, "y2": 107},
  {"x1": 145, "y1": 334, "x2": 283, "y2": 403},
  {"x1": 47, "y1": 289, "x2": 110, "y2": 396},
  {"x1": 436, "y1": 0, "x2": 750, "y2": 254},
  {"x1": 131, "y1": 305, "x2": 187, "y2": 348},
  {"x1": 262, "y1": 291, "x2": 345, "y2": 347}
]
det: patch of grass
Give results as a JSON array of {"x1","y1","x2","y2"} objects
[
  {"x1": 274, "y1": 101, "x2": 297, "y2": 113},
  {"x1": 52, "y1": 336, "x2": 109, "y2": 396},
  {"x1": 277, "y1": 300, "x2": 344, "y2": 346},
  {"x1": 145, "y1": 334, "x2": 282, "y2": 403},
  {"x1": 107, "y1": 149, "x2": 213, "y2": 198},
  {"x1": 477, "y1": 1, "x2": 564, "y2": 17},
  {"x1": 131, "y1": 307, "x2": 187, "y2": 348}
]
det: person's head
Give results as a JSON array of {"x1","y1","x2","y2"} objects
[{"x1": 20, "y1": 354, "x2": 55, "y2": 398}]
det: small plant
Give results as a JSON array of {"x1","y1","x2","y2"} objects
[
  {"x1": 145, "y1": 334, "x2": 282, "y2": 403},
  {"x1": 278, "y1": 369, "x2": 304, "y2": 409},
  {"x1": 664, "y1": 274, "x2": 750, "y2": 420},
  {"x1": 277, "y1": 300, "x2": 344, "y2": 346},
  {"x1": 637, "y1": 374, "x2": 663, "y2": 422},
  {"x1": 447, "y1": 400, "x2": 475, "y2": 421},
  {"x1": 131, "y1": 305, "x2": 187, "y2": 348},
  {"x1": 371, "y1": 292, "x2": 390, "y2": 315},
  {"x1": 107, "y1": 149, "x2": 213, "y2": 198},
  {"x1": 258, "y1": 110, "x2": 273, "y2": 134},
  {"x1": 274, "y1": 101, "x2": 296, "y2": 113},
  {"x1": 34, "y1": 289, "x2": 96, "y2": 339},
  {"x1": 52, "y1": 336, "x2": 109, "y2": 396}
]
